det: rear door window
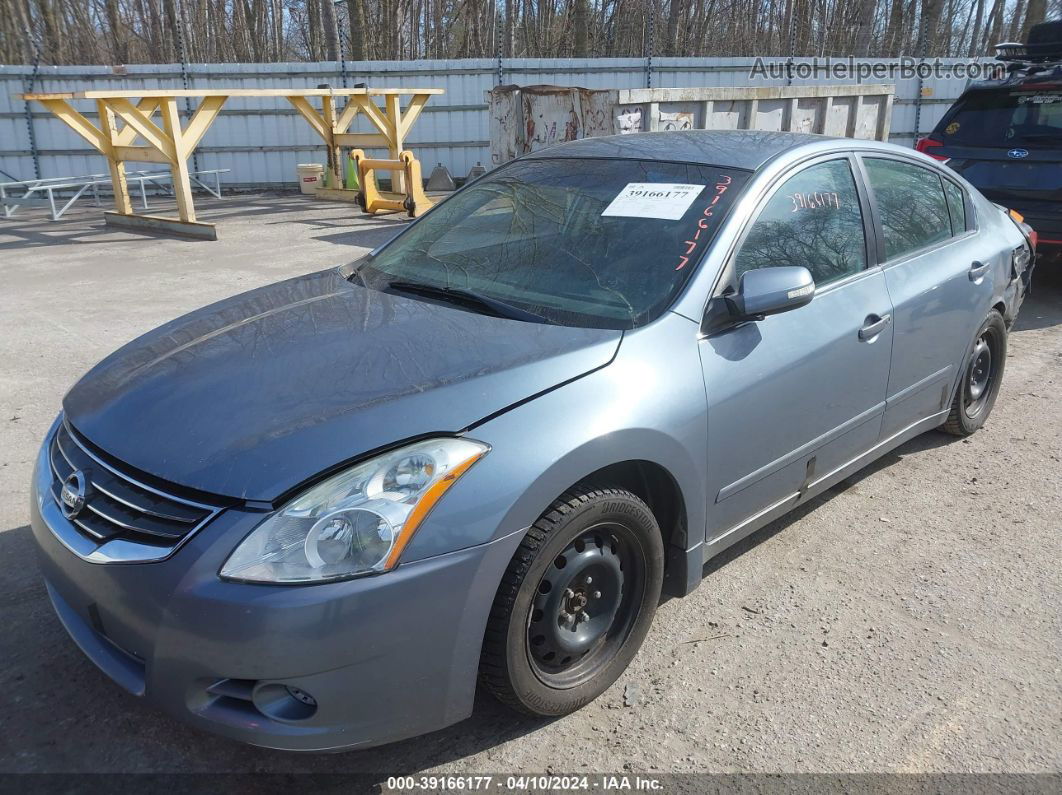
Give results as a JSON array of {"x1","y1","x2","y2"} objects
[
  {"x1": 864, "y1": 158, "x2": 952, "y2": 261},
  {"x1": 940, "y1": 89, "x2": 1062, "y2": 149}
]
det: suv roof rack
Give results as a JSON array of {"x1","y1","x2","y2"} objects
[{"x1": 994, "y1": 19, "x2": 1062, "y2": 72}]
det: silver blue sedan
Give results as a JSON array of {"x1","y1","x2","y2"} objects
[{"x1": 30, "y1": 131, "x2": 1034, "y2": 751}]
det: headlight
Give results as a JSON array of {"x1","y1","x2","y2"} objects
[{"x1": 220, "y1": 437, "x2": 488, "y2": 584}]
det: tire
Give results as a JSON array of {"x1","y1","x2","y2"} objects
[
  {"x1": 479, "y1": 483, "x2": 664, "y2": 716},
  {"x1": 942, "y1": 309, "x2": 1007, "y2": 437}
]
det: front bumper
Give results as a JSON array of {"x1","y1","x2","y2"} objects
[{"x1": 29, "y1": 429, "x2": 524, "y2": 752}]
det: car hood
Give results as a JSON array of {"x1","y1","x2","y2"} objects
[{"x1": 63, "y1": 268, "x2": 621, "y2": 501}]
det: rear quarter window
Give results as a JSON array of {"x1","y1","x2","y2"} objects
[{"x1": 943, "y1": 180, "x2": 968, "y2": 235}]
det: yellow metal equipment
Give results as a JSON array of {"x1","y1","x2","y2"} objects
[
  {"x1": 20, "y1": 87, "x2": 443, "y2": 239},
  {"x1": 351, "y1": 149, "x2": 434, "y2": 218}
]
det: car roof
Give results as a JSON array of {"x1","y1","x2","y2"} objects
[{"x1": 522, "y1": 130, "x2": 844, "y2": 171}]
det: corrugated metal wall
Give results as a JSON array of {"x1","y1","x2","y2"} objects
[{"x1": 0, "y1": 57, "x2": 976, "y2": 187}]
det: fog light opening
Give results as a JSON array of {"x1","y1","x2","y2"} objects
[
  {"x1": 286, "y1": 685, "x2": 317, "y2": 707},
  {"x1": 251, "y1": 682, "x2": 318, "y2": 722}
]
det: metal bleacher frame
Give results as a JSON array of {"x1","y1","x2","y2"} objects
[{"x1": 0, "y1": 168, "x2": 229, "y2": 222}]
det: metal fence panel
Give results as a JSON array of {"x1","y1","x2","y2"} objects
[{"x1": 0, "y1": 57, "x2": 981, "y2": 187}]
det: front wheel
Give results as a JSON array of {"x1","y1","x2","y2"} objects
[
  {"x1": 942, "y1": 310, "x2": 1007, "y2": 436},
  {"x1": 479, "y1": 484, "x2": 664, "y2": 716}
]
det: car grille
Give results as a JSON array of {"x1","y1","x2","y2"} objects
[{"x1": 48, "y1": 421, "x2": 220, "y2": 549}]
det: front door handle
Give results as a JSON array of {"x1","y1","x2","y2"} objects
[
  {"x1": 859, "y1": 313, "x2": 892, "y2": 341},
  {"x1": 969, "y1": 260, "x2": 990, "y2": 281}
]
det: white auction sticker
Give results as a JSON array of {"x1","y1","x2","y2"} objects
[{"x1": 601, "y1": 183, "x2": 705, "y2": 220}]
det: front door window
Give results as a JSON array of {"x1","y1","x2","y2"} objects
[{"x1": 734, "y1": 159, "x2": 867, "y2": 287}]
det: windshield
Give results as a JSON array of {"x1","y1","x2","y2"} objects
[
  {"x1": 361, "y1": 157, "x2": 749, "y2": 329},
  {"x1": 941, "y1": 89, "x2": 1062, "y2": 148}
]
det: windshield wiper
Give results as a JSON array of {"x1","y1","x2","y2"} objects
[{"x1": 387, "y1": 280, "x2": 547, "y2": 324}]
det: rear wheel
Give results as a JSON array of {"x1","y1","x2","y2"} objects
[
  {"x1": 479, "y1": 484, "x2": 663, "y2": 716},
  {"x1": 942, "y1": 310, "x2": 1007, "y2": 436}
]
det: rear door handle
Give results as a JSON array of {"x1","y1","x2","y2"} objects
[
  {"x1": 969, "y1": 260, "x2": 990, "y2": 281},
  {"x1": 858, "y1": 313, "x2": 892, "y2": 341}
]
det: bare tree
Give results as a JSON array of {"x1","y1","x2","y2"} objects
[
  {"x1": 574, "y1": 0, "x2": 590, "y2": 55},
  {"x1": 1023, "y1": 0, "x2": 1049, "y2": 39},
  {"x1": 322, "y1": 0, "x2": 340, "y2": 59},
  {"x1": 1, "y1": 0, "x2": 1057, "y2": 65},
  {"x1": 920, "y1": 0, "x2": 945, "y2": 54},
  {"x1": 344, "y1": 0, "x2": 369, "y2": 59}
]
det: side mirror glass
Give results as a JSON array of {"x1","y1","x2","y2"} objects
[{"x1": 727, "y1": 266, "x2": 816, "y2": 320}]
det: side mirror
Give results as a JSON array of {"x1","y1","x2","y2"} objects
[{"x1": 726, "y1": 266, "x2": 816, "y2": 321}]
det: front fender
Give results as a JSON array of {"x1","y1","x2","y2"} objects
[{"x1": 402, "y1": 314, "x2": 709, "y2": 585}]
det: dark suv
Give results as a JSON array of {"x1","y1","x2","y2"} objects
[{"x1": 917, "y1": 20, "x2": 1062, "y2": 264}]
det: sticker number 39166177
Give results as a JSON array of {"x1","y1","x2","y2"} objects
[
  {"x1": 789, "y1": 191, "x2": 841, "y2": 212},
  {"x1": 601, "y1": 183, "x2": 706, "y2": 221},
  {"x1": 675, "y1": 174, "x2": 733, "y2": 271}
]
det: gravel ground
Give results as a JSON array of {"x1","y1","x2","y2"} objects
[{"x1": 0, "y1": 195, "x2": 1059, "y2": 779}]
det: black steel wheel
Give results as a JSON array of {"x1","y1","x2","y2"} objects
[
  {"x1": 963, "y1": 330, "x2": 996, "y2": 418},
  {"x1": 943, "y1": 310, "x2": 1007, "y2": 436},
  {"x1": 526, "y1": 523, "x2": 644, "y2": 688},
  {"x1": 480, "y1": 483, "x2": 664, "y2": 716}
]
